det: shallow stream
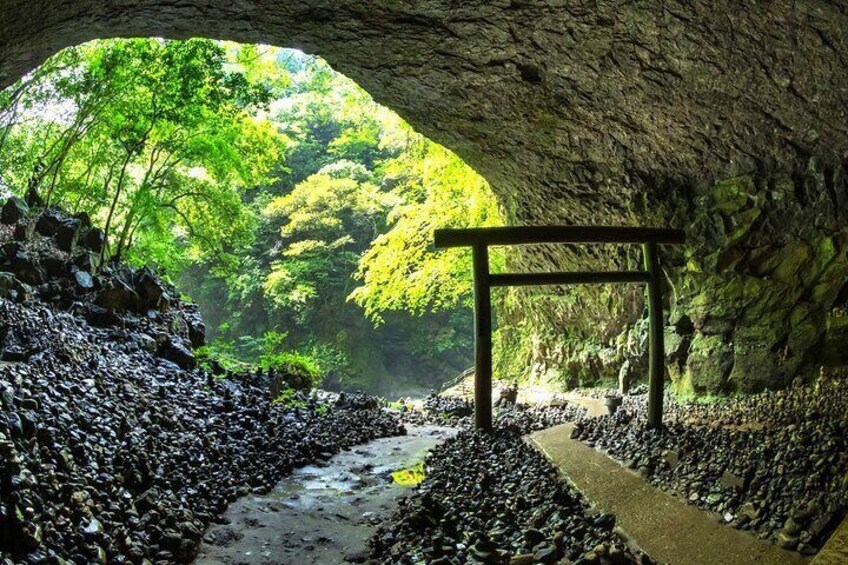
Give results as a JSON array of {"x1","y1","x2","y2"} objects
[{"x1": 194, "y1": 425, "x2": 454, "y2": 565}]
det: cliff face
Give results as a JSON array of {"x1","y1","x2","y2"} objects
[{"x1": 2, "y1": 1, "x2": 847, "y2": 391}]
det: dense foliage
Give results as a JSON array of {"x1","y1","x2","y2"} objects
[
  {"x1": 0, "y1": 40, "x2": 502, "y2": 394},
  {"x1": 0, "y1": 40, "x2": 283, "y2": 269}
]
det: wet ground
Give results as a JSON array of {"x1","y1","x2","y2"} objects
[{"x1": 194, "y1": 425, "x2": 454, "y2": 565}]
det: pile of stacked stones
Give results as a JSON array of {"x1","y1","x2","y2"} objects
[
  {"x1": 419, "y1": 393, "x2": 474, "y2": 426},
  {"x1": 495, "y1": 403, "x2": 587, "y2": 434},
  {"x1": 401, "y1": 392, "x2": 587, "y2": 433},
  {"x1": 0, "y1": 197, "x2": 403, "y2": 563},
  {"x1": 571, "y1": 381, "x2": 848, "y2": 555},
  {"x1": 370, "y1": 426, "x2": 650, "y2": 565},
  {"x1": 0, "y1": 194, "x2": 205, "y2": 370}
]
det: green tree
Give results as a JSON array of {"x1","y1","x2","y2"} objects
[
  {"x1": 0, "y1": 38, "x2": 286, "y2": 271},
  {"x1": 2, "y1": 42, "x2": 502, "y2": 395},
  {"x1": 350, "y1": 120, "x2": 503, "y2": 322}
]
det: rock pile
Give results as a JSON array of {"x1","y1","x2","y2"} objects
[
  {"x1": 410, "y1": 393, "x2": 474, "y2": 426},
  {"x1": 370, "y1": 427, "x2": 650, "y2": 565},
  {"x1": 0, "y1": 199, "x2": 206, "y2": 370},
  {"x1": 401, "y1": 393, "x2": 586, "y2": 433},
  {"x1": 0, "y1": 199, "x2": 403, "y2": 563},
  {"x1": 571, "y1": 380, "x2": 848, "y2": 555},
  {"x1": 495, "y1": 403, "x2": 587, "y2": 435}
]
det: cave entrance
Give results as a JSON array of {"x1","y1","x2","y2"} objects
[{"x1": 435, "y1": 225, "x2": 686, "y2": 431}]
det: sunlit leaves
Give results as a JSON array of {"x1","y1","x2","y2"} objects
[
  {"x1": 350, "y1": 139, "x2": 502, "y2": 322},
  {"x1": 0, "y1": 37, "x2": 288, "y2": 273},
  {"x1": 2, "y1": 39, "x2": 499, "y2": 390}
]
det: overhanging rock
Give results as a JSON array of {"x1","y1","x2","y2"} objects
[{"x1": 1, "y1": 1, "x2": 847, "y2": 391}]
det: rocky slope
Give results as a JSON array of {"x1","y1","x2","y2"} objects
[{"x1": 0, "y1": 197, "x2": 403, "y2": 563}]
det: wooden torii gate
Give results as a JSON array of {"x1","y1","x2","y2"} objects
[{"x1": 433, "y1": 226, "x2": 686, "y2": 431}]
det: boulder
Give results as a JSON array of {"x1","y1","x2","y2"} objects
[
  {"x1": 12, "y1": 221, "x2": 35, "y2": 241},
  {"x1": 136, "y1": 271, "x2": 168, "y2": 311},
  {"x1": 684, "y1": 334, "x2": 734, "y2": 394},
  {"x1": 42, "y1": 257, "x2": 68, "y2": 279},
  {"x1": 1, "y1": 196, "x2": 29, "y2": 224},
  {"x1": 135, "y1": 333, "x2": 157, "y2": 353},
  {"x1": 494, "y1": 382, "x2": 518, "y2": 407},
  {"x1": 8, "y1": 250, "x2": 44, "y2": 286},
  {"x1": 159, "y1": 337, "x2": 196, "y2": 370},
  {"x1": 55, "y1": 218, "x2": 81, "y2": 253},
  {"x1": 73, "y1": 252, "x2": 101, "y2": 274},
  {"x1": 73, "y1": 270, "x2": 94, "y2": 290},
  {"x1": 81, "y1": 228, "x2": 105, "y2": 253},
  {"x1": 95, "y1": 280, "x2": 140, "y2": 312},
  {"x1": 35, "y1": 209, "x2": 63, "y2": 237},
  {"x1": 0, "y1": 272, "x2": 16, "y2": 297},
  {"x1": 186, "y1": 317, "x2": 205, "y2": 348},
  {"x1": 85, "y1": 304, "x2": 120, "y2": 327},
  {"x1": 1, "y1": 240, "x2": 19, "y2": 257},
  {"x1": 73, "y1": 211, "x2": 92, "y2": 230},
  {"x1": 720, "y1": 469, "x2": 746, "y2": 491},
  {"x1": 0, "y1": 347, "x2": 26, "y2": 362},
  {"x1": 617, "y1": 359, "x2": 640, "y2": 395},
  {"x1": 24, "y1": 186, "x2": 43, "y2": 208}
]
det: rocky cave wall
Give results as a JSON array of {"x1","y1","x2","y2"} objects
[
  {"x1": 508, "y1": 161, "x2": 848, "y2": 394},
  {"x1": 1, "y1": 0, "x2": 847, "y2": 393}
]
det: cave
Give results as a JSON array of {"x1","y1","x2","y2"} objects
[
  {"x1": 5, "y1": 1, "x2": 845, "y2": 394},
  {"x1": 1, "y1": 2, "x2": 848, "y2": 564}
]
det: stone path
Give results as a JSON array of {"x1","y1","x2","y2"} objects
[
  {"x1": 813, "y1": 514, "x2": 848, "y2": 565},
  {"x1": 530, "y1": 423, "x2": 810, "y2": 565},
  {"x1": 194, "y1": 426, "x2": 454, "y2": 565},
  {"x1": 562, "y1": 391, "x2": 608, "y2": 418}
]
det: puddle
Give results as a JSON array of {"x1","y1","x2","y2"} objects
[
  {"x1": 195, "y1": 425, "x2": 454, "y2": 565},
  {"x1": 390, "y1": 462, "x2": 426, "y2": 486}
]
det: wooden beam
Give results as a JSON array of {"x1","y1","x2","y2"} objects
[
  {"x1": 643, "y1": 241, "x2": 665, "y2": 429},
  {"x1": 434, "y1": 225, "x2": 686, "y2": 249},
  {"x1": 472, "y1": 244, "x2": 493, "y2": 431},
  {"x1": 489, "y1": 271, "x2": 651, "y2": 287}
]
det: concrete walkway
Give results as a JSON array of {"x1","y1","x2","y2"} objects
[
  {"x1": 562, "y1": 392, "x2": 608, "y2": 418},
  {"x1": 530, "y1": 424, "x2": 809, "y2": 565},
  {"x1": 813, "y1": 515, "x2": 848, "y2": 565}
]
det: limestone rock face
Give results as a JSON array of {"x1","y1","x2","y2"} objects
[{"x1": 1, "y1": 1, "x2": 847, "y2": 392}]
